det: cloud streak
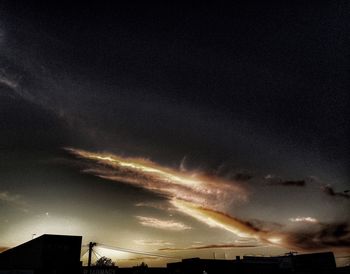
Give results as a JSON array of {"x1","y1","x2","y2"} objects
[
  {"x1": 159, "y1": 243, "x2": 260, "y2": 251},
  {"x1": 170, "y1": 199, "x2": 262, "y2": 239},
  {"x1": 0, "y1": 74, "x2": 18, "y2": 90},
  {"x1": 65, "y1": 148, "x2": 248, "y2": 210},
  {"x1": 321, "y1": 185, "x2": 350, "y2": 200},
  {"x1": 266, "y1": 179, "x2": 306, "y2": 187},
  {"x1": 135, "y1": 216, "x2": 192, "y2": 231},
  {"x1": 289, "y1": 217, "x2": 319, "y2": 224},
  {"x1": 134, "y1": 240, "x2": 174, "y2": 246}
]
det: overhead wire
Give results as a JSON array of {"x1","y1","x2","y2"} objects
[{"x1": 97, "y1": 243, "x2": 181, "y2": 259}]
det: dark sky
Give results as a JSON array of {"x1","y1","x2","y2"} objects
[{"x1": 0, "y1": 1, "x2": 349, "y2": 267}]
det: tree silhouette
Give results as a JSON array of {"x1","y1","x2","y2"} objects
[
  {"x1": 133, "y1": 262, "x2": 148, "y2": 274},
  {"x1": 95, "y1": 256, "x2": 115, "y2": 267}
]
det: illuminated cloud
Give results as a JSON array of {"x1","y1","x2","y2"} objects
[
  {"x1": 135, "y1": 216, "x2": 192, "y2": 231},
  {"x1": 66, "y1": 148, "x2": 268, "y2": 242},
  {"x1": 134, "y1": 240, "x2": 174, "y2": 246},
  {"x1": 134, "y1": 202, "x2": 173, "y2": 211},
  {"x1": 170, "y1": 199, "x2": 261, "y2": 238},
  {"x1": 66, "y1": 148, "x2": 248, "y2": 210},
  {"x1": 66, "y1": 148, "x2": 350, "y2": 251},
  {"x1": 289, "y1": 217, "x2": 318, "y2": 223}
]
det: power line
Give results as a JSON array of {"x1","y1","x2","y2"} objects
[
  {"x1": 97, "y1": 243, "x2": 181, "y2": 259},
  {"x1": 92, "y1": 250, "x2": 101, "y2": 260},
  {"x1": 81, "y1": 248, "x2": 89, "y2": 258},
  {"x1": 93, "y1": 249, "x2": 103, "y2": 259}
]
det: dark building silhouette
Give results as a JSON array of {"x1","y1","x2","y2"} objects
[
  {"x1": 0, "y1": 234, "x2": 82, "y2": 274},
  {"x1": 167, "y1": 252, "x2": 337, "y2": 274},
  {"x1": 82, "y1": 266, "x2": 119, "y2": 274},
  {"x1": 167, "y1": 257, "x2": 235, "y2": 274},
  {"x1": 337, "y1": 265, "x2": 350, "y2": 274}
]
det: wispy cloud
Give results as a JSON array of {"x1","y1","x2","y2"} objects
[
  {"x1": 170, "y1": 199, "x2": 262, "y2": 238},
  {"x1": 289, "y1": 217, "x2": 318, "y2": 224},
  {"x1": 134, "y1": 202, "x2": 173, "y2": 211},
  {"x1": 159, "y1": 243, "x2": 260, "y2": 251},
  {"x1": 0, "y1": 74, "x2": 18, "y2": 90},
  {"x1": 265, "y1": 174, "x2": 306, "y2": 187},
  {"x1": 65, "y1": 148, "x2": 248, "y2": 210},
  {"x1": 65, "y1": 148, "x2": 286, "y2": 247},
  {"x1": 284, "y1": 222, "x2": 350, "y2": 250},
  {"x1": 134, "y1": 240, "x2": 174, "y2": 246},
  {"x1": 0, "y1": 191, "x2": 21, "y2": 203},
  {"x1": 135, "y1": 216, "x2": 192, "y2": 231},
  {"x1": 321, "y1": 185, "x2": 350, "y2": 200},
  {"x1": 119, "y1": 256, "x2": 163, "y2": 262},
  {"x1": 0, "y1": 191, "x2": 27, "y2": 211}
]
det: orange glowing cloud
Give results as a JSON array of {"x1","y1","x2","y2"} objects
[
  {"x1": 65, "y1": 148, "x2": 247, "y2": 210},
  {"x1": 67, "y1": 148, "x2": 350, "y2": 251}
]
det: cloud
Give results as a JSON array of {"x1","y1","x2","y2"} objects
[
  {"x1": 284, "y1": 222, "x2": 350, "y2": 250},
  {"x1": 321, "y1": 185, "x2": 350, "y2": 200},
  {"x1": 119, "y1": 256, "x2": 163, "y2": 262},
  {"x1": 66, "y1": 148, "x2": 350, "y2": 251},
  {"x1": 134, "y1": 240, "x2": 174, "y2": 246},
  {"x1": 159, "y1": 243, "x2": 260, "y2": 251},
  {"x1": 134, "y1": 202, "x2": 174, "y2": 211},
  {"x1": 0, "y1": 74, "x2": 18, "y2": 90},
  {"x1": 289, "y1": 217, "x2": 318, "y2": 224},
  {"x1": 65, "y1": 148, "x2": 290, "y2": 248},
  {"x1": 170, "y1": 199, "x2": 263, "y2": 238},
  {"x1": 0, "y1": 68, "x2": 34, "y2": 102},
  {"x1": 135, "y1": 216, "x2": 192, "y2": 231},
  {"x1": 0, "y1": 191, "x2": 27, "y2": 211},
  {"x1": 0, "y1": 191, "x2": 21, "y2": 203},
  {"x1": 65, "y1": 148, "x2": 248, "y2": 210},
  {"x1": 0, "y1": 191, "x2": 29, "y2": 214},
  {"x1": 265, "y1": 176, "x2": 306, "y2": 187}
]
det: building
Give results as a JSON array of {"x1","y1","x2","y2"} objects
[
  {"x1": 167, "y1": 252, "x2": 337, "y2": 274},
  {"x1": 0, "y1": 234, "x2": 82, "y2": 274},
  {"x1": 167, "y1": 257, "x2": 235, "y2": 274}
]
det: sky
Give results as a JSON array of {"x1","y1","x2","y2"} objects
[{"x1": 0, "y1": 0, "x2": 349, "y2": 267}]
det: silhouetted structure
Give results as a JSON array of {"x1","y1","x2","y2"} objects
[
  {"x1": 167, "y1": 252, "x2": 337, "y2": 274},
  {"x1": 0, "y1": 235, "x2": 340, "y2": 274},
  {"x1": 82, "y1": 266, "x2": 119, "y2": 274},
  {"x1": 0, "y1": 234, "x2": 82, "y2": 274},
  {"x1": 167, "y1": 257, "x2": 235, "y2": 274}
]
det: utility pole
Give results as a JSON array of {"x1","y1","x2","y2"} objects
[{"x1": 88, "y1": 242, "x2": 96, "y2": 274}]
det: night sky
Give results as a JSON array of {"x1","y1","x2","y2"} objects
[{"x1": 0, "y1": 1, "x2": 349, "y2": 267}]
